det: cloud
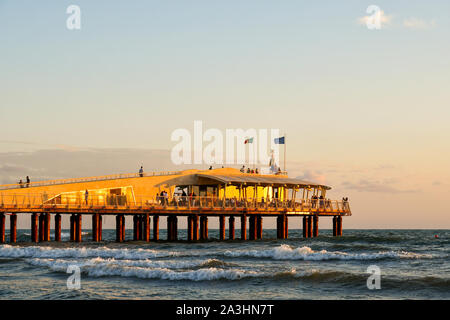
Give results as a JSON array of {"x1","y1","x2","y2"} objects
[
  {"x1": 295, "y1": 170, "x2": 327, "y2": 185},
  {"x1": 357, "y1": 9, "x2": 392, "y2": 29},
  {"x1": 341, "y1": 179, "x2": 420, "y2": 194},
  {"x1": 403, "y1": 17, "x2": 436, "y2": 30}
]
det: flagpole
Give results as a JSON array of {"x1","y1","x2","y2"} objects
[{"x1": 284, "y1": 134, "x2": 286, "y2": 174}]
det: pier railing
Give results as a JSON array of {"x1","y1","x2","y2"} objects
[
  {"x1": 0, "y1": 194, "x2": 351, "y2": 215},
  {"x1": 0, "y1": 171, "x2": 182, "y2": 191}
]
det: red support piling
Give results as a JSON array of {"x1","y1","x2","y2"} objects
[
  {"x1": 313, "y1": 215, "x2": 319, "y2": 237},
  {"x1": 284, "y1": 215, "x2": 288, "y2": 239},
  {"x1": 332, "y1": 216, "x2": 337, "y2": 236},
  {"x1": 193, "y1": 215, "x2": 199, "y2": 241},
  {"x1": 116, "y1": 214, "x2": 123, "y2": 242},
  {"x1": 75, "y1": 214, "x2": 82, "y2": 242},
  {"x1": 70, "y1": 214, "x2": 75, "y2": 241},
  {"x1": 277, "y1": 215, "x2": 286, "y2": 239},
  {"x1": 39, "y1": 213, "x2": 45, "y2": 242},
  {"x1": 187, "y1": 216, "x2": 193, "y2": 241},
  {"x1": 92, "y1": 213, "x2": 99, "y2": 242},
  {"x1": 229, "y1": 216, "x2": 235, "y2": 240},
  {"x1": 307, "y1": 216, "x2": 313, "y2": 238},
  {"x1": 249, "y1": 215, "x2": 257, "y2": 240},
  {"x1": 10, "y1": 213, "x2": 17, "y2": 243},
  {"x1": 98, "y1": 215, "x2": 102, "y2": 242},
  {"x1": 200, "y1": 216, "x2": 208, "y2": 240},
  {"x1": 241, "y1": 215, "x2": 247, "y2": 240},
  {"x1": 219, "y1": 215, "x2": 225, "y2": 240},
  {"x1": 153, "y1": 215, "x2": 159, "y2": 241},
  {"x1": 143, "y1": 214, "x2": 150, "y2": 242},
  {"x1": 303, "y1": 216, "x2": 308, "y2": 238},
  {"x1": 257, "y1": 215, "x2": 263, "y2": 240},
  {"x1": 121, "y1": 215, "x2": 125, "y2": 241},
  {"x1": 44, "y1": 213, "x2": 50, "y2": 242},
  {"x1": 0, "y1": 213, "x2": 5, "y2": 244},
  {"x1": 133, "y1": 215, "x2": 140, "y2": 241},
  {"x1": 54, "y1": 214, "x2": 61, "y2": 241},
  {"x1": 337, "y1": 216, "x2": 342, "y2": 236},
  {"x1": 31, "y1": 213, "x2": 38, "y2": 243}
]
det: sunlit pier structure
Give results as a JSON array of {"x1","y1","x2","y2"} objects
[{"x1": 0, "y1": 168, "x2": 350, "y2": 243}]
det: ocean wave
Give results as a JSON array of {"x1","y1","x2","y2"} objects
[
  {"x1": 223, "y1": 244, "x2": 433, "y2": 261},
  {"x1": 0, "y1": 245, "x2": 180, "y2": 260}
]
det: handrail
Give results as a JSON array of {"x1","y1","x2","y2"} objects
[
  {"x1": 0, "y1": 193, "x2": 351, "y2": 214},
  {"x1": 0, "y1": 171, "x2": 182, "y2": 191}
]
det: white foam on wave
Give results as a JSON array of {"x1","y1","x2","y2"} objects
[
  {"x1": 0, "y1": 245, "x2": 180, "y2": 260},
  {"x1": 223, "y1": 244, "x2": 433, "y2": 260},
  {"x1": 26, "y1": 258, "x2": 260, "y2": 281}
]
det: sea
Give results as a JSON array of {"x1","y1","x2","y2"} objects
[{"x1": 0, "y1": 229, "x2": 448, "y2": 300}]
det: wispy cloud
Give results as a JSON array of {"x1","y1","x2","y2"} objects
[
  {"x1": 403, "y1": 17, "x2": 437, "y2": 30},
  {"x1": 341, "y1": 179, "x2": 420, "y2": 194}
]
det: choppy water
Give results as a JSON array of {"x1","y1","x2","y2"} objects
[{"x1": 0, "y1": 229, "x2": 449, "y2": 299}]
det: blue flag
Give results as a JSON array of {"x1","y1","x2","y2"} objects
[{"x1": 274, "y1": 136, "x2": 285, "y2": 144}]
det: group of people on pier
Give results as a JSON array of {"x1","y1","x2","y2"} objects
[{"x1": 18, "y1": 176, "x2": 31, "y2": 188}]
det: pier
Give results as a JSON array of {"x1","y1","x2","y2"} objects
[{"x1": 0, "y1": 168, "x2": 351, "y2": 243}]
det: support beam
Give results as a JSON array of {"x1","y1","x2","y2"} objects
[
  {"x1": 31, "y1": 213, "x2": 38, "y2": 243},
  {"x1": 133, "y1": 215, "x2": 140, "y2": 241},
  {"x1": 167, "y1": 216, "x2": 173, "y2": 241},
  {"x1": 284, "y1": 215, "x2": 288, "y2": 239},
  {"x1": 229, "y1": 216, "x2": 235, "y2": 240},
  {"x1": 153, "y1": 215, "x2": 159, "y2": 241},
  {"x1": 277, "y1": 215, "x2": 286, "y2": 239},
  {"x1": 200, "y1": 216, "x2": 208, "y2": 240},
  {"x1": 121, "y1": 215, "x2": 125, "y2": 241},
  {"x1": 313, "y1": 215, "x2": 319, "y2": 237},
  {"x1": 240, "y1": 215, "x2": 247, "y2": 240},
  {"x1": 54, "y1": 214, "x2": 61, "y2": 241},
  {"x1": 0, "y1": 213, "x2": 5, "y2": 243},
  {"x1": 9, "y1": 214, "x2": 17, "y2": 243},
  {"x1": 332, "y1": 216, "x2": 337, "y2": 237},
  {"x1": 249, "y1": 215, "x2": 257, "y2": 240},
  {"x1": 172, "y1": 216, "x2": 178, "y2": 241},
  {"x1": 219, "y1": 215, "x2": 225, "y2": 240},
  {"x1": 187, "y1": 216, "x2": 193, "y2": 241}
]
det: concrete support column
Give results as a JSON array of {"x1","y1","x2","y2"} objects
[
  {"x1": 70, "y1": 214, "x2": 75, "y2": 241},
  {"x1": 172, "y1": 216, "x2": 178, "y2": 241},
  {"x1": 313, "y1": 215, "x2": 319, "y2": 237},
  {"x1": 153, "y1": 215, "x2": 159, "y2": 241},
  {"x1": 193, "y1": 215, "x2": 199, "y2": 241},
  {"x1": 337, "y1": 216, "x2": 342, "y2": 236},
  {"x1": 44, "y1": 213, "x2": 50, "y2": 242},
  {"x1": 303, "y1": 216, "x2": 309, "y2": 238},
  {"x1": 10, "y1": 214, "x2": 17, "y2": 243},
  {"x1": 121, "y1": 215, "x2": 125, "y2": 241},
  {"x1": 133, "y1": 215, "x2": 140, "y2": 241},
  {"x1": 75, "y1": 214, "x2": 82, "y2": 242},
  {"x1": 200, "y1": 216, "x2": 208, "y2": 240},
  {"x1": 307, "y1": 216, "x2": 313, "y2": 238},
  {"x1": 332, "y1": 216, "x2": 337, "y2": 236},
  {"x1": 31, "y1": 213, "x2": 38, "y2": 243},
  {"x1": 54, "y1": 214, "x2": 61, "y2": 241},
  {"x1": 116, "y1": 214, "x2": 123, "y2": 242},
  {"x1": 143, "y1": 214, "x2": 150, "y2": 242},
  {"x1": 98, "y1": 215, "x2": 102, "y2": 242},
  {"x1": 277, "y1": 215, "x2": 286, "y2": 239},
  {"x1": 219, "y1": 215, "x2": 225, "y2": 240},
  {"x1": 187, "y1": 216, "x2": 193, "y2": 241},
  {"x1": 167, "y1": 216, "x2": 172, "y2": 241},
  {"x1": 229, "y1": 216, "x2": 235, "y2": 240},
  {"x1": 284, "y1": 215, "x2": 288, "y2": 239},
  {"x1": 240, "y1": 215, "x2": 247, "y2": 240},
  {"x1": 39, "y1": 213, "x2": 45, "y2": 242},
  {"x1": 249, "y1": 215, "x2": 257, "y2": 240},
  {"x1": 92, "y1": 213, "x2": 99, "y2": 242},
  {"x1": 0, "y1": 213, "x2": 5, "y2": 243},
  {"x1": 257, "y1": 215, "x2": 263, "y2": 239}
]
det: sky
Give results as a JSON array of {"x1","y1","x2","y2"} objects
[{"x1": 1, "y1": 1, "x2": 449, "y2": 228}]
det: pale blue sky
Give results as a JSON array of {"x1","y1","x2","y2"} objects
[{"x1": 1, "y1": 1, "x2": 449, "y2": 227}]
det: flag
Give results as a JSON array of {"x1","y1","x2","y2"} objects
[
  {"x1": 244, "y1": 137, "x2": 254, "y2": 144},
  {"x1": 274, "y1": 136, "x2": 285, "y2": 144}
]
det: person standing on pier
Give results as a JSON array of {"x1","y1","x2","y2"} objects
[
  {"x1": 19, "y1": 179, "x2": 24, "y2": 188},
  {"x1": 139, "y1": 166, "x2": 144, "y2": 177},
  {"x1": 26, "y1": 176, "x2": 30, "y2": 188},
  {"x1": 85, "y1": 190, "x2": 89, "y2": 205}
]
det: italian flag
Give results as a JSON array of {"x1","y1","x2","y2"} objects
[{"x1": 244, "y1": 137, "x2": 254, "y2": 144}]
